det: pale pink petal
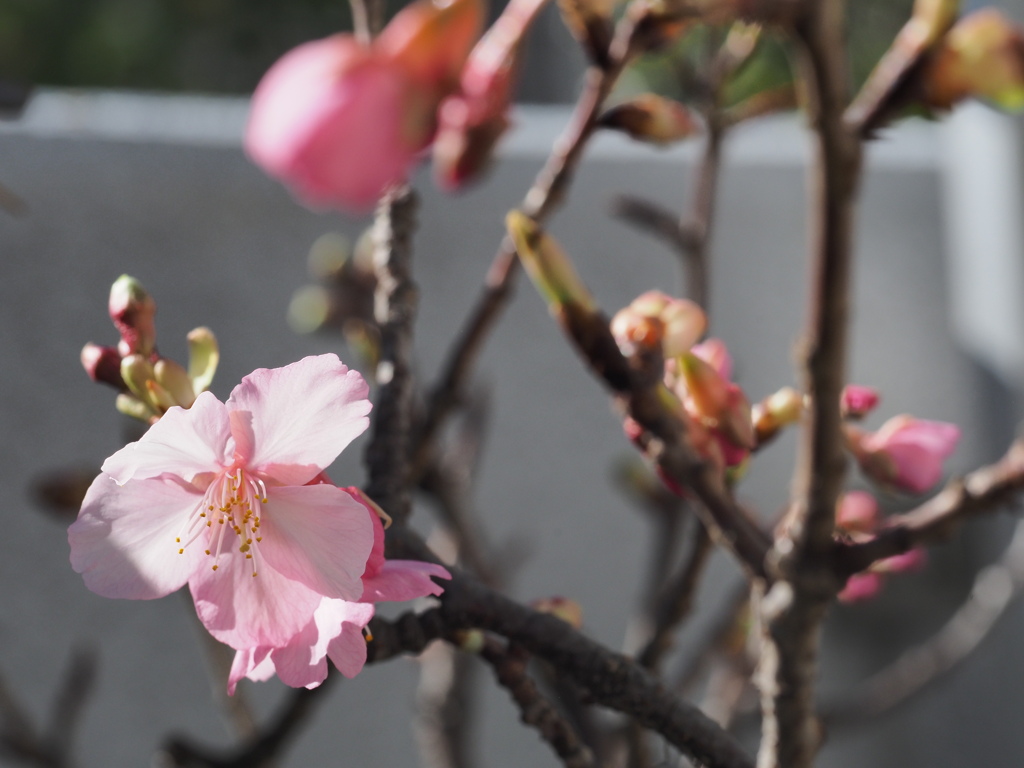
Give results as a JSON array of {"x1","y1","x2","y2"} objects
[
  {"x1": 69, "y1": 474, "x2": 206, "y2": 599},
  {"x1": 257, "y1": 484, "x2": 374, "y2": 601},
  {"x1": 321, "y1": 600, "x2": 375, "y2": 677},
  {"x1": 227, "y1": 355, "x2": 371, "y2": 486},
  {"x1": 268, "y1": 616, "x2": 328, "y2": 690},
  {"x1": 361, "y1": 560, "x2": 450, "y2": 602},
  {"x1": 227, "y1": 647, "x2": 274, "y2": 695},
  {"x1": 102, "y1": 392, "x2": 232, "y2": 484},
  {"x1": 190, "y1": 549, "x2": 323, "y2": 648}
]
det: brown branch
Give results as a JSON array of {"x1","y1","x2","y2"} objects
[
  {"x1": 372, "y1": 530, "x2": 756, "y2": 768},
  {"x1": 837, "y1": 439, "x2": 1024, "y2": 576},
  {"x1": 824, "y1": 516, "x2": 1024, "y2": 725},
  {"x1": 365, "y1": 186, "x2": 419, "y2": 526},
  {"x1": 479, "y1": 639, "x2": 596, "y2": 768},
  {"x1": 755, "y1": 2, "x2": 862, "y2": 766},
  {"x1": 410, "y1": 11, "x2": 645, "y2": 481}
]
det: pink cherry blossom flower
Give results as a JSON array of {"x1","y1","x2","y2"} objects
[
  {"x1": 69, "y1": 354, "x2": 378, "y2": 653},
  {"x1": 227, "y1": 495, "x2": 450, "y2": 693},
  {"x1": 848, "y1": 415, "x2": 961, "y2": 494}
]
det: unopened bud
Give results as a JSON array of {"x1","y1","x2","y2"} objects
[
  {"x1": 115, "y1": 393, "x2": 158, "y2": 422},
  {"x1": 841, "y1": 384, "x2": 880, "y2": 420},
  {"x1": 558, "y1": 0, "x2": 613, "y2": 66},
  {"x1": 186, "y1": 327, "x2": 219, "y2": 394},
  {"x1": 598, "y1": 94, "x2": 702, "y2": 145},
  {"x1": 680, "y1": 352, "x2": 754, "y2": 449},
  {"x1": 838, "y1": 572, "x2": 884, "y2": 603},
  {"x1": 154, "y1": 358, "x2": 196, "y2": 408},
  {"x1": 611, "y1": 291, "x2": 706, "y2": 359},
  {"x1": 108, "y1": 275, "x2": 157, "y2": 357},
  {"x1": 377, "y1": 0, "x2": 484, "y2": 96},
  {"x1": 752, "y1": 386, "x2": 804, "y2": 443},
  {"x1": 926, "y1": 9, "x2": 1024, "y2": 110},
  {"x1": 81, "y1": 343, "x2": 124, "y2": 390},
  {"x1": 846, "y1": 415, "x2": 961, "y2": 494},
  {"x1": 506, "y1": 211, "x2": 597, "y2": 312},
  {"x1": 120, "y1": 354, "x2": 174, "y2": 414},
  {"x1": 835, "y1": 490, "x2": 879, "y2": 535}
]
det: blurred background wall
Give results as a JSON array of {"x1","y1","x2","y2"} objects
[{"x1": 3, "y1": 1, "x2": 1024, "y2": 766}]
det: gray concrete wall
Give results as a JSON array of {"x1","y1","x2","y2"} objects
[{"x1": 0, "y1": 91, "x2": 1021, "y2": 767}]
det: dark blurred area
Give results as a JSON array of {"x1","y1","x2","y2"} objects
[{"x1": 0, "y1": 0, "x2": 912, "y2": 100}]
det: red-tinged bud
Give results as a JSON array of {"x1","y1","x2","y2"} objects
[
  {"x1": 835, "y1": 490, "x2": 879, "y2": 535},
  {"x1": 532, "y1": 596, "x2": 584, "y2": 628},
  {"x1": 598, "y1": 95, "x2": 702, "y2": 145},
  {"x1": 108, "y1": 275, "x2": 156, "y2": 358},
  {"x1": 841, "y1": 384, "x2": 880, "y2": 420},
  {"x1": 377, "y1": 0, "x2": 484, "y2": 96},
  {"x1": 925, "y1": 10, "x2": 1024, "y2": 110},
  {"x1": 875, "y1": 547, "x2": 927, "y2": 574},
  {"x1": 81, "y1": 343, "x2": 124, "y2": 390},
  {"x1": 838, "y1": 572, "x2": 884, "y2": 603},
  {"x1": 846, "y1": 415, "x2": 961, "y2": 494},
  {"x1": 433, "y1": 0, "x2": 549, "y2": 189},
  {"x1": 679, "y1": 352, "x2": 754, "y2": 449},
  {"x1": 611, "y1": 290, "x2": 706, "y2": 359},
  {"x1": 752, "y1": 386, "x2": 803, "y2": 443},
  {"x1": 691, "y1": 337, "x2": 732, "y2": 380}
]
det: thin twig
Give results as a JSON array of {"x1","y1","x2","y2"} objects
[
  {"x1": 374, "y1": 529, "x2": 756, "y2": 768},
  {"x1": 414, "y1": 642, "x2": 479, "y2": 768},
  {"x1": 824, "y1": 515, "x2": 1024, "y2": 725},
  {"x1": 365, "y1": 186, "x2": 420, "y2": 526},
  {"x1": 411, "y1": 11, "x2": 646, "y2": 481},
  {"x1": 479, "y1": 639, "x2": 596, "y2": 768}
]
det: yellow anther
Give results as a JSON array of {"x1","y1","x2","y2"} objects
[
  {"x1": 212, "y1": 565, "x2": 219, "y2": 571},
  {"x1": 205, "y1": 549, "x2": 211, "y2": 555},
  {"x1": 178, "y1": 548, "x2": 184, "y2": 554},
  {"x1": 252, "y1": 572, "x2": 258, "y2": 577},
  {"x1": 175, "y1": 537, "x2": 181, "y2": 543}
]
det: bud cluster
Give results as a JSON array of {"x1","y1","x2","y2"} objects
[{"x1": 81, "y1": 275, "x2": 219, "y2": 423}]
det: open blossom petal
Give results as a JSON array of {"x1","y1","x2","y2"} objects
[
  {"x1": 70, "y1": 474, "x2": 208, "y2": 599},
  {"x1": 227, "y1": 355, "x2": 371, "y2": 485},
  {"x1": 191, "y1": 547, "x2": 326, "y2": 649},
  {"x1": 257, "y1": 484, "x2": 374, "y2": 602},
  {"x1": 101, "y1": 392, "x2": 232, "y2": 485},
  {"x1": 362, "y1": 560, "x2": 450, "y2": 602}
]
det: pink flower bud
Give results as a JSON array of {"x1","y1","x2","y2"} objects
[
  {"x1": 838, "y1": 572, "x2": 884, "y2": 603},
  {"x1": 876, "y1": 547, "x2": 927, "y2": 574},
  {"x1": 848, "y1": 415, "x2": 961, "y2": 494},
  {"x1": 841, "y1": 384, "x2": 880, "y2": 420},
  {"x1": 108, "y1": 275, "x2": 156, "y2": 358},
  {"x1": 81, "y1": 343, "x2": 125, "y2": 390},
  {"x1": 679, "y1": 352, "x2": 755, "y2": 450},
  {"x1": 611, "y1": 290, "x2": 706, "y2": 359},
  {"x1": 246, "y1": 36, "x2": 429, "y2": 212},
  {"x1": 432, "y1": 0, "x2": 549, "y2": 189},
  {"x1": 691, "y1": 337, "x2": 732, "y2": 381},
  {"x1": 835, "y1": 490, "x2": 879, "y2": 535},
  {"x1": 377, "y1": 0, "x2": 483, "y2": 97},
  {"x1": 752, "y1": 386, "x2": 804, "y2": 443}
]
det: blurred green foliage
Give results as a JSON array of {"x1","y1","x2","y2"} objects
[
  {"x1": 0, "y1": 0, "x2": 356, "y2": 93},
  {"x1": 626, "y1": 0, "x2": 914, "y2": 111}
]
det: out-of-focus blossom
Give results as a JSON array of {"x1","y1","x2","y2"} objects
[
  {"x1": 840, "y1": 384, "x2": 880, "y2": 420},
  {"x1": 925, "y1": 9, "x2": 1024, "y2": 110},
  {"x1": 752, "y1": 386, "x2": 804, "y2": 444},
  {"x1": 847, "y1": 415, "x2": 961, "y2": 494},
  {"x1": 835, "y1": 490, "x2": 928, "y2": 604},
  {"x1": 610, "y1": 290, "x2": 706, "y2": 359},
  {"x1": 247, "y1": 0, "x2": 482, "y2": 211},
  {"x1": 598, "y1": 94, "x2": 702, "y2": 145},
  {"x1": 433, "y1": 0, "x2": 549, "y2": 189}
]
